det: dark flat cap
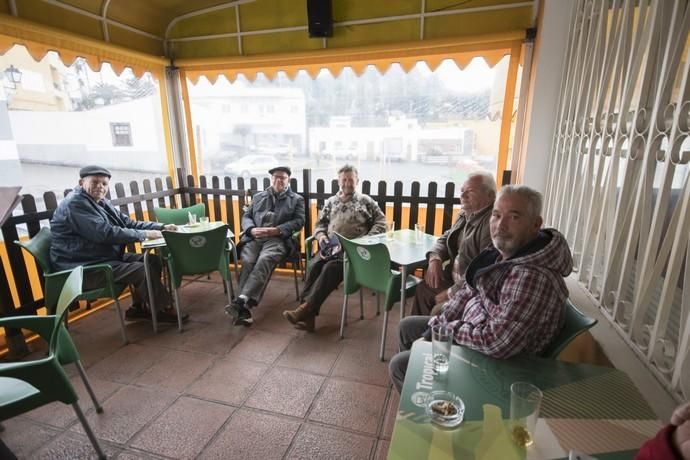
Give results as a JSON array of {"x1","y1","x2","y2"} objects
[
  {"x1": 79, "y1": 165, "x2": 112, "y2": 178},
  {"x1": 268, "y1": 166, "x2": 292, "y2": 176}
]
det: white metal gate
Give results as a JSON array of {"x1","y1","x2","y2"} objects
[{"x1": 544, "y1": 0, "x2": 690, "y2": 399}]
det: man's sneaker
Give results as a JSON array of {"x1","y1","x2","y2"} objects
[
  {"x1": 234, "y1": 305, "x2": 253, "y2": 327},
  {"x1": 125, "y1": 306, "x2": 150, "y2": 321},
  {"x1": 224, "y1": 297, "x2": 244, "y2": 319},
  {"x1": 156, "y1": 308, "x2": 189, "y2": 324}
]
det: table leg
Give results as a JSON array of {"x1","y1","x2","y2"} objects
[
  {"x1": 400, "y1": 265, "x2": 407, "y2": 321},
  {"x1": 143, "y1": 248, "x2": 159, "y2": 334}
]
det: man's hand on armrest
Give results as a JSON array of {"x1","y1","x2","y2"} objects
[
  {"x1": 425, "y1": 258, "x2": 443, "y2": 288},
  {"x1": 145, "y1": 230, "x2": 162, "y2": 240}
]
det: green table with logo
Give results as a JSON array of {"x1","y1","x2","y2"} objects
[{"x1": 389, "y1": 341, "x2": 661, "y2": 460}]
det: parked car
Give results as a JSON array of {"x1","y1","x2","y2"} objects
[
  {"x1": 224, "y1": 154, "x2": 278, "y2": 180},
  {"x1": 419, "y1": 149, "x2": 451, "y2": 165}
]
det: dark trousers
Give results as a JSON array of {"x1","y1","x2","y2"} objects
[
  {"x1": 388, "y1": 315, "x2": 431, "y2": 393},
  {"x1": 301, "y1": 256, "x2": 344, "y2": 315},
  {"x1": 410, "y1": 269, "x2": 453, "y2": 316},
  {"x1": 83, "y1": 252, "x2": 170, "y2": 311}
]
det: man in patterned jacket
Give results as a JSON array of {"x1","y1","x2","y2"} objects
[
  {"x1": 282, "y1": 164, "x2": 386, "y2": 331},
  {"x1": 389, "y1": 184, "x2": 573, "y2": 393}
]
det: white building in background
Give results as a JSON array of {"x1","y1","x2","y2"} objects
[
  {"x1": 190, "y1": 86, "x2": 307, "y2": 170},
  {"x1": 10, "y1": 96, "x2": 167, "y2": 172},
  {"x1": 308, "y1": 114, "x2": 474, "y2": 163}
]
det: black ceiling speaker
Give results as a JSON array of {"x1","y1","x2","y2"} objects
[{"x1": 307, "y1": 0, "x2": 333, "y2": 38}]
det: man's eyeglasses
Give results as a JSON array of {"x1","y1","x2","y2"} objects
[{"x1": 272, "y1": 175, "x2": 290, "y2": 181}]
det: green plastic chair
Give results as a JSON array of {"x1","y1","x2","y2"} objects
[
  {"x1": 154, "y1": 203, "x2": 205, "y2": 225},
  {"x1": 0, "y1": 266, "x2": 106, "y2": 459},
  {"x1": 336, "y1": 233, "x2": 421, "y2": 361},
  {"x1": 15, "y1": 227, "x2": 129, "y2": 344},
  {"x1": 540, "y1": 299, "x2": 598, "y2": 358},
  {"x1": 162, "y1": 224, "x2": 235, "y2": 332},
  {"x1": 156, "y1": 204, "x2": 240, "y2": 293}
]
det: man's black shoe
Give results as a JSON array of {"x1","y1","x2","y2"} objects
[
  {"x1": 125, "y1": 307, "x2": 150, "y2": 321},
  {"x1": 233, "y1": 305, "x2": 253, "y2": 327},
  {"x1": 224, "y1": 297, "x2": 243, "y2": 317}
]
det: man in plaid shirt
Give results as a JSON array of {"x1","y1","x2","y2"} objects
[{"x1": 389, "y1": 185, "x2": 573, "y2": 393}]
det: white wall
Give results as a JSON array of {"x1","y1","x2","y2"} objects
[
  {"x1": 516, "y1": 0, "x2": 575, "y2": 193},
  {"x1": 8, "y1": 97, "x2": 167, "y2": 171}
]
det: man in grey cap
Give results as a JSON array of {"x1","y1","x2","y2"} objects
[
  {"x1": 226, "y1": 166, "x2": 305, "y2": 326},
  {"x1": 50, "y1": 165, "x2": 185, "y2": 323}
]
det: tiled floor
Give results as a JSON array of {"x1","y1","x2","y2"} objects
[{"x1": 1, "y1": 273, "x2": 403, "y2": 459}]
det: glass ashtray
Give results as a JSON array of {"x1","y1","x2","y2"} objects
[{"x1": 425, "y1": 390, "x2": 465, "y2": 428}]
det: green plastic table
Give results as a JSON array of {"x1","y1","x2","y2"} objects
[{"x1": 389, "y1": 341, "x2": 661, "y2": 460}]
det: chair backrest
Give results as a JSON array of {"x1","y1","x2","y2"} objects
[
  {"x1": 155, "y1": 203, "x2": 206, "y2": 225},
  {"x1": 336, "y1": 233, "x2": 393, "y2": 295},
  {"x1": 51, "y1": 266, "x2": 83, "y2": 352},
  {"x1": 162, "y1": 225, "x2": 230, "y2": 287},
  {"x1": 540, "y1": 299, "x2": 598, "y2": 358},
  {"x1": 15, "y1": 227, "x2": 53, "y2": 274}
]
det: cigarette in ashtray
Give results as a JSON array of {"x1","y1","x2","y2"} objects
[{"x1": 431, "y1": 401, "x2": 458, "y2": 416}]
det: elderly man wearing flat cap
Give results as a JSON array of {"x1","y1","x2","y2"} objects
[
  {"x1": 50, "y1": 165, "x2": 184, "y2": 323},
  {"x1": 226, "y1": 165, "x2": 305, "y2": 326}
]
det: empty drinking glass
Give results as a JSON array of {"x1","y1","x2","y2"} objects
[
  {"x1": 385, "y1": 221, "x2": 395, "y2": 240},
  {"x1": 415, "y1": 223, "x2": 425, "y2": 243},
  {"x1": 200, "y1": 216, "x2": 210, "y2": 228},
  {"x1": 187, "y1": 212, "x2": 197, "y2": 225}
]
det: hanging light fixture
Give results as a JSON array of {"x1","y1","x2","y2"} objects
[{"x1": 3, "y1": 65, "x2": 22, "y2": 89}]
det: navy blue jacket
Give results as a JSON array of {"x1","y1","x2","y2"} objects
[{"x1": 50, "y1": 187, "x2": 163, "y2": 270}]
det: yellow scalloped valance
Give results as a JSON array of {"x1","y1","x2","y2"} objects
[
  {"x1": 176, "y1": 31, "x2": 524, "y2": 84},
  {"x1": 0, "y1": 13, "x2": 167, "y2": 78}
]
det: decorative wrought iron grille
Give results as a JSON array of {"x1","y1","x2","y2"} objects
[{"x1": 544, "y1": 0, "x2": 690, "y2": 399}]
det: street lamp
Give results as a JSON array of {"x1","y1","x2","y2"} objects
[{"x1": 3, "y1": 65, "x2": 22, "y2": 90}]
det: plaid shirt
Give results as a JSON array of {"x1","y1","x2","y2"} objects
[{"x1": 428, "y1": 229, "x2": 573, "y2": 359}]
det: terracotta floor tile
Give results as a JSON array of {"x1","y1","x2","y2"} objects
[
  {"x1": 286, "y1": 423, "x2": 375, "y2": 460},
  {"x1": 228, "y1": 329, "x2": 294, "y2": 364},
  {"x1": 186, "y1": 356, "x2": 269, "y2": 405},
  {"x1": 331, "y1": 341, "x2": 392, "y2": 387},
  {"x1": 245, "y1": 367, "x2": 324, "y2": 418},
  {"x1": 381, "y1": 389, "x2": 400, "y2": 439},
  {"x1": 71, "y1": 385, "x2": 177, "y2": 444},
  {"x1": 375, "y1": 439, "x2": 391, "y2": 460},
  {"x1": 24, "y1": 374, "x2": 122, "y2": 428},
  {"x1": 199, "y1": 408, "x2": 300, "y2": 460},
  {"x1": 133, "y1": 349, "x2": 215, "y2": 392},
  {"x1": 87, "y1": 343, "x2": 168, "y2": 384},
  {"x1": 0, "y1": 417, "x2": 59, "y2": 458},
  {"x1": 130, "y1": 396, "x2": 234, "y2": 459},
  {"x1": 308, "y1": 378, "x2": 387, "y2": 435},
  {"x1": 276, "y1": 335, "x2": 341, "y2": 375},
  {"x1": 116, "y1": 450, "x2": 169, "y2": 460},
  {"x1": 31, "y1": 431, "x2": 120, "y2": 460}
]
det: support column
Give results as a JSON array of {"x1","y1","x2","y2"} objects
[
  {"x1": 514, "y1": 0, "x2": 576, "y2": 192},
  {"x1": 162, "y1": 66, "x2": 190, "y2": 181}
]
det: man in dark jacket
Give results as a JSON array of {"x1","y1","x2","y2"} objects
[
  {"x1": 411, "y1": 172, "x2": 495, "y2": 315},
  {"x1": 50, "y1": 165, "x2": 182, "y2": 323},
  {"x1": 389, "y1": 185, "x2": 574, "y2": 392},
  {"x1": 227, "y1": 166, "x2": 305, "y2": 326}
]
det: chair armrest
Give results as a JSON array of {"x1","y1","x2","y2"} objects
[
  {"x1": 0, "y1": 316, "x2": 55, "y2": 342},
  {"x1": 45, "y1": 263, "x2": 115, "y2": 286}
]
